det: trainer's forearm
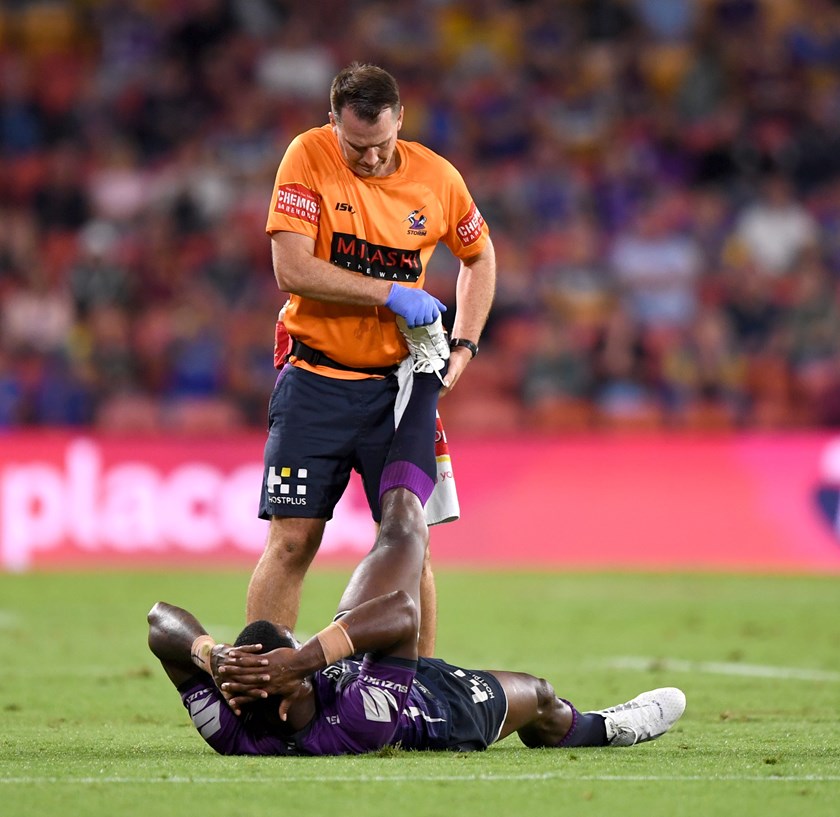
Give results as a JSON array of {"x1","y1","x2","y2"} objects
[
  {"x1": 451, "y1": 240, "x2": 496, "y2": 344},
  {"x1": 271, "y1": 233, "x2": 392, "y2": 305}
]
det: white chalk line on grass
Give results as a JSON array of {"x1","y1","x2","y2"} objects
[
  {"x1": 12, "y1": 656, "x2": 840, "y2": 682},
  {"x1": 1, "y1": 774, "x2": 840, "y2": 785},
  {"x1": 599, "y1": 657, "x2": 840, "y2": 683},
  {"x1": 9, "y1": 656, "x2": 840, "y2": 685}
]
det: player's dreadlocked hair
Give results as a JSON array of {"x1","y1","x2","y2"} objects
[{"x1": 330, "y1": 62, "x2": 400, "y2": 123}]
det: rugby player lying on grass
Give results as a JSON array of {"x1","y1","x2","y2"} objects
[{"x1": 148, "y1": 329, "x2": 685, "y2": 755}]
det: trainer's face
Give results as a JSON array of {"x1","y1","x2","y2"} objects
[{"x1": 330, "y1": 105, "x2": 403, "y2": 178}]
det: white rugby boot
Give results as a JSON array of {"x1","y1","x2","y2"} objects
[
  {"x1": 586, "y1": 687, "x2": 686, "y2": 747},
  {"x1": 396, "y1": 314, "x2": 450, "y2": 385}
]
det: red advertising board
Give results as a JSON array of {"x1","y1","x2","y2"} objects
[{"x1": 2, "y1": 431, "x2": 840, "y2": 572}]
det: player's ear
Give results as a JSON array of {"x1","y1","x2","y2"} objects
[{"x1": 275, "y1": 624, "x2": 301, "y2": 649}]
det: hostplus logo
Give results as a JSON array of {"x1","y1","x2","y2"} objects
[{"x1": 266, "y1": 466, "x2": 308, "y2": 506}]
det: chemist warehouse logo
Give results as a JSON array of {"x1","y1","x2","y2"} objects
[
  {"x1": 330, "y1": 232, "x2": 421, "y2": 282},
  {"x1": 456, "y1": 201, "x2": 484, "y2": 247},
  {"x1": 274, "y1": 183, "x2": 320, "y2": 225},
  {"x1": 266, "y1": 466, "x2": 308, "y2": 507}
]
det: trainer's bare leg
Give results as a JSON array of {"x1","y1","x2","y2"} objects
[{"x1": 246, "y1": 516, "x2": 326, "y2": 627}]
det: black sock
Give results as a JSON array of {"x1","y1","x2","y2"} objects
[
  {"x1": 556, "y1": 701, "x2": 608, "y2": 747},
  {"x1": 379, "y1": 372, "x2": 442, "y2": 505}
]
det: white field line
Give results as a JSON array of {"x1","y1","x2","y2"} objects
[
  {"x1": 600, "y1": 656, "x2": 840, "y2": 683},
  {"x1": 11, "y1": 656, "x2": 840, "y2": 681},
  {"x1": 8, "y1": 649, "x2": 839, "y2": 683},
  {"x1": 1, "y1": 774, "x2": 840, "y2": 785}
]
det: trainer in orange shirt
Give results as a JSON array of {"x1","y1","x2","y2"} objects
[{"x1": 250, "y1": 63, "x2": 496, "y2": 655}]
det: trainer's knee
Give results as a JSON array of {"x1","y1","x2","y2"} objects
[{"x1": 263, "y1": 518, "x2": 325, "y2": 568}]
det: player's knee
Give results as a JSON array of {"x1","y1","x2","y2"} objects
[
  {"x1": 388, "y1": 589, "x2": 419, "y2": 642},
  {"x1": 377, "y1": 508, "x2": 428, "y2": 556}
]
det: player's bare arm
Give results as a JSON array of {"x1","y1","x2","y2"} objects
[
  {"x1": 147, "y1": 601, "x2": 259, "y2": 690},
  {"x1": 219, "y1": 589, "x2": 419, "y2": 709}
]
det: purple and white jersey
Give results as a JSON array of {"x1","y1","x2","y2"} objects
[
  {"x1": 295, "y1": 655, "x2": 506, "y2": 755},
  {"x1": 180, "y1": 679, "x2": 296, "y2": 756},
  {"x1": 293, "y1": 655, "x2": 449, "y2": 755},
  {"x1": 179, "y1": 655, "x2": 506, "y2": 756}
]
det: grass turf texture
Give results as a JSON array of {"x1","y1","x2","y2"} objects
[{"x1": 1, "y1": 570, "x2": 838, "y2": 817}]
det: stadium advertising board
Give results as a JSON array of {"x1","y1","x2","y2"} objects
[{"x1": 1, "y1": 432, "x2": 840, "y2": 572}]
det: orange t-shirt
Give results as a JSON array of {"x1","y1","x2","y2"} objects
[{"x1": 266, "y1": 124, "x2": 490, "y2": 377}]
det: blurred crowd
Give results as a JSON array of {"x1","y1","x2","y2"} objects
[{"x1": 3, "y1": 0, "x2": 840, "y2": 434}]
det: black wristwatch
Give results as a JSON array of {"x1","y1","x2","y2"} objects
[{"x1": 449, "y1": 337, "x2": 478, "y2": 358}]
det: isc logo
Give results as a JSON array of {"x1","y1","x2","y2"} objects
[{"x1": 335, "y1": 202, "x2": 355, "y2": 214}]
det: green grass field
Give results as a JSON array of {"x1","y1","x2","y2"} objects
[{"x1": 1, "y1": 569, "x2": 838, "y2": 817}]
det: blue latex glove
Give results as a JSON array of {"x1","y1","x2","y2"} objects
[{"x1": 384, "y1": 283, "x2": 446, "y2": 328}]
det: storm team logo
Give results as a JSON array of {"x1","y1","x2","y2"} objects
[{"x1": 404, "y1": 206, "x2": 427, "y2": 236}]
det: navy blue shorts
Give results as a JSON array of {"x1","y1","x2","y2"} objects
[
  {"x1": 259, "y1": 365, "x2": 399, "y2": 522},
  {"x1": 416, "y1": 657, "x2": 508, "y2": 751}
]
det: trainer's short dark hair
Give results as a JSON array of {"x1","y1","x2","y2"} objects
[{"x1": 330, "y1": 62, "x2": 400, "y2": 123}]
